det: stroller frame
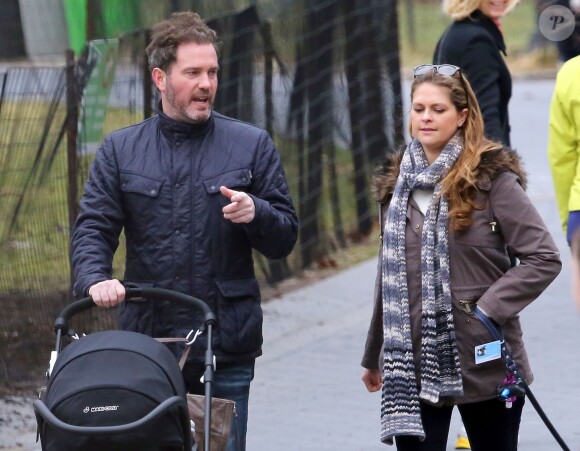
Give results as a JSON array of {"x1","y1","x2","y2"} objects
[{"x1": 33, "y1": 286, "x2": 217, "y2": 451}]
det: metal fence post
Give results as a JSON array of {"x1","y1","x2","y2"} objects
[
  {"x1": 143, "y1": 29, "x2": 152, "y2": 119},
  {"x1": 66, "y1": 48, "x2": 79, "y2": 301}
]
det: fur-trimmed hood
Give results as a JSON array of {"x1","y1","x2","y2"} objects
[{"x1": 372, "y1": 146, "x2": 527, "y2": 204}]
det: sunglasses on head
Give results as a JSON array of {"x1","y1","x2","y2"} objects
[
  {"x1": 413, "y1": 64, "x2": 461, "y2": 78},
  {"x1": 413, "y1": 64, "x2": 469, "y2": 108}
]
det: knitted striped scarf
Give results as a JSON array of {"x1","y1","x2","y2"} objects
[{"x1": 380, "y1": 134, "x2": 464, "y2": 444}]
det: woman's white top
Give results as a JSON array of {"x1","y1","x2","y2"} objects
[{"x1": 412, "y1": 189, "x2": 434, "y2": 215}]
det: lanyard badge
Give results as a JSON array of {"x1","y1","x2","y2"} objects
[{"x1": 474, "y1": 339, "x2": 502, "y2": 364}]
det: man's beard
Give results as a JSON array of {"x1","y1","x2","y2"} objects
[{"x1": 165, "y1": 82, "x2": 212, "y2": 124}]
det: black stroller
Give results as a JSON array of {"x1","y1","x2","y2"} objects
[{"x1": 33, "y1": 286, "x2": 217, "y2": 451}]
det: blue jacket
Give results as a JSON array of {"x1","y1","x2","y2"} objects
[{"x1": 71, "y1": 109, "x2": 298, "y2": 363}]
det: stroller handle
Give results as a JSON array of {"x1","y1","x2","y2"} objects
[
  {"x1": 33, "y1": 396, "x2": 190, "y2": 436},
  {"x1": 54, "y1": 286, "x2": 217, "y2": 334}
]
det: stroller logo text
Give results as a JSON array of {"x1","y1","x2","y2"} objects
[{"x1": 83, "y1": 405, "x2": 119, "y2": 413}]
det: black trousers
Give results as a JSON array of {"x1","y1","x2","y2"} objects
[{"x1": 395, "y1": 397, "x2": 525, "y2": 451}]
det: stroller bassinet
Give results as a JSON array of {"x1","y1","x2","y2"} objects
[{"x1": 34, "y1": 286, "x2": 217, "y2": 451}]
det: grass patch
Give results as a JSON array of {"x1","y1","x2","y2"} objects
[{"x1": 0, "y1": 99, "x2": 70, "y2": 293}]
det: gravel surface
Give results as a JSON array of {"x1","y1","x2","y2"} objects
[{"x1": 0, "y1": 395, "x2": 40, "y2": 450}]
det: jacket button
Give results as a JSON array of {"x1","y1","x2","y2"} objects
[
  {"x1": 210, "y1": 185, "x2": 216, "y2": 191},
  {"x1": 150, "y1": 189, "x2": 156, "y2": 195},
  {"x1": 415, "y1": 224, "x2": 420, "y2": 229},
  {"x1": 175, "y1": 230, "x2": 180, "y2": 235},
  {"x1": 241, "y1": 177, "x2": 247, "y2": 183},
  {"x1": 175, "y1": 183, "x2": 180, "y2": 188}
]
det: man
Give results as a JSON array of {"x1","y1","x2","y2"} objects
[
  {"x1": 71, "y1": 11, "x2": 298, "y2": 451},
  {"x1": 548, "y1": 54, "x2": 580, "y2": 244}
]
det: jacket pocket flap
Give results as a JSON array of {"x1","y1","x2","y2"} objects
[
  {"x1": 452, "y1": 286, "x2": 488, "y2": 301},
  {"x1": 215, "y1": 279, "x2": 259, "y2": 298},
  {"x1": 203, "y1": 168, "x2": 252, "y2": 194},
  {"x1": 121, "y1": 173, "x2": 163, "y2": 197}
]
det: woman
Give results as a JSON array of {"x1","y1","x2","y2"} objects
[
  {"x1": 434, "y1": 0, "x2": 519, "y2": 147},
  {"x1": 361, "y1": 65, "x2": 561, "y2": 450}
]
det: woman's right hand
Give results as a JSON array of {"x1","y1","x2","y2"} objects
[{"x1": 362, "y1": 368, "x2": 382, "y2": 392}]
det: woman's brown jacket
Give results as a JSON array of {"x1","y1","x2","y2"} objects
[{"x1": 361, "y1": 147, "x2": 562, "y2": 405}]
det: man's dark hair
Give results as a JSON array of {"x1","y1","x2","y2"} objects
[{"x1": 146, "y1": 11, "x2": 222, "y2": 73}]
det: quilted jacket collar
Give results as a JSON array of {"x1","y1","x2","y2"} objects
[{"x1": 156, "y1": 101, "x2": 214, "y2": 138}]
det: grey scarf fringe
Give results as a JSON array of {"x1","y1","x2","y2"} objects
[{"x1": 380, "y1": 135, "x2": 464, "y2": 444}]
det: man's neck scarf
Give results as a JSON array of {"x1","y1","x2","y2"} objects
[{"x1": 380, "y1": 134, "x2": 464, "y2": 444}]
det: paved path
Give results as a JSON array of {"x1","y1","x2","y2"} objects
[{"x1": 2, "y1": 79, "x2": 579, "y2": 451}]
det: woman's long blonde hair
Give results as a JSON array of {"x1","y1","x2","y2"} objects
[
  {"x1": 443, "y1": 0, "x2": 519, "y2": 21},
  {"x1": 410, "y1": 69, "x2": 503, "y2": 231}
]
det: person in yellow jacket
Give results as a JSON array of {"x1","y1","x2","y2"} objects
[{"x1": 548, "y1": 55, "x2": 580, "y2": 243}]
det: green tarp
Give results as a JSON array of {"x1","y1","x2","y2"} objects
[{"x1": 63, "y1": 0, "x2": 141, "y2": 54}]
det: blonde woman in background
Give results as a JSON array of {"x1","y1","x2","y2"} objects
[{"x1": 434, "y1": 0, "x2": 519, "y2": 148}]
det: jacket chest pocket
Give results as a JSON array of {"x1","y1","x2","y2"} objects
[
  {"x1": 203, "y1": 168, "x2": 252, "y2": 197},
  {"x1": 454, "y1": 200, "x2": 504, "y2": 249},
  {"x1": 121, "y1": 172, "x2": 164, "y2": 196},
  {"x1": 120, "y1": 173, "x2": 165, "y2": 215}
]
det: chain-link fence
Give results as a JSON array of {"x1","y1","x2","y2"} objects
[{"x1": 0, "y1": 0, "x2": 402, "y2": 385}]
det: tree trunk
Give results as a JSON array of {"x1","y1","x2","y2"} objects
[
  {"x1": 213, "y1": 6, "x2": 259, "y2": 119},
  {"x1": 327, "y1": 143, "x2": 346, "y2": 248},
  {"x1": 360, "y1": 1, "x2": 390, "y2": 166},
  {"x1": 384, "y1": 0, "x2": 405, "y2": 150},
  {"x1": 299, "y1": 0, "x2": 337, "y2": 268},
  {"x1": 343, "y1": 0, "x2": 372, "y2": 238},
  {"x1": 262, "y1": 20, "x2": 292, "y2": 282}
]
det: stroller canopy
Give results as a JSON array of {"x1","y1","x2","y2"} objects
[{"x1": 36, "y1": 330, "x2": 191, "y2": 451}]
